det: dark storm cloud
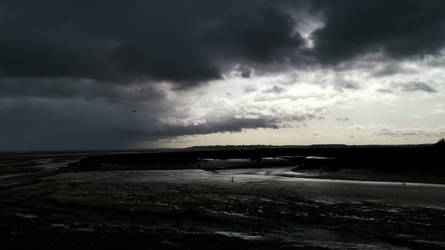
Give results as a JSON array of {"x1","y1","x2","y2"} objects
[
  {"x1": 2, "y1": 0, "x2": 445, "y2": 150},
  {"x1": 2, "y1": 0, "x2": 445, "y2": 85},
  {"x1": 310, "y1": 0, "x2": 445, "y2": 64},
  {"x1": 0, "y1": 78, "x2": 165, "y2": 102},
  {"x1": 0, "y1": 0, "x2": 305, "y2": 86}
]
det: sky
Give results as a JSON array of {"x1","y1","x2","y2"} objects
[{"x1": 1, "y1": 0, "x2": 445, "y2": 151}]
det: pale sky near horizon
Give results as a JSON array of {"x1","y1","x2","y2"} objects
[
  {"x1": 151, "y1": 55, "x2": 445, "y2": 148},
  {"x1": 1, "y1": 0, "x2": 445, "y2": 150}
]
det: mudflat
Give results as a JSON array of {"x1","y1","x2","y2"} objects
[{"x1": 1, "y1": 147, "x2": 445, "y2": 249}]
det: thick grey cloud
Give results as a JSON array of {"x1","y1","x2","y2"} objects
[
  {"x1": 2, "y1": 0, "x2": 445, "y2": 150},
  {"x1": 0, "y1": 78, "x2": 165, "y2": 102},
  {"x1": 373, "y1": 64, "x2": 417, "y2": 77},
  {"x1": 155, "y1": 116, "x2": 281, "y2": 138},
  {"x1": 310, "y1": 0, "x2": 445, "y2": 64},
  {"x1": 0, "y1": 0, "x2": 305, "y2": 86},
  {"x1": 2, "y1": 0, "x2": 445, "y2": 85},
  {"x1": 235, "y1": 65, "x2": 253, "y2": 79},
  {"x1": 333, "y1": 78, "x2": 361, "y2": 91},
  {"x1": 399, "y1": 82, "x2": 437, "y2": 93},
  {"x1": 377, "y1": 82, "x2": 437, "y2": 94}
]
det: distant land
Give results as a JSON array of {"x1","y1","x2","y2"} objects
[{"x1": 67, "y1": 139, "x2": 445, "y2": 174}]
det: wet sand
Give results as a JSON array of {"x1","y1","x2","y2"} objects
[
  {"x1": 1, "y1": 154, "x2": 445, "y2": 249},
  {"x1": 50, "y1": 167, "x2": 445, "y2": 207}
]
